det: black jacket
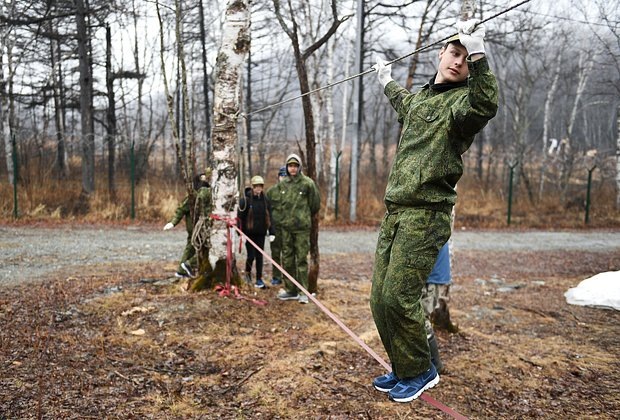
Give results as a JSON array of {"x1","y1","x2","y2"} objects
[{"x1": 238, "y1": 188, "x2": 275, "y2": 236}]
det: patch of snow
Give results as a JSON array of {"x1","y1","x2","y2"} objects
[{"x1": 564, "y1": 271, "x2": 620, "y2": 310}]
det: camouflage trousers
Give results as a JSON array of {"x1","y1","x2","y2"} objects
[
  {"x1": 281, "y1": 229, "x2": 310, "y2": 294},
  {"x1": 270, "y1": 227, "x2": 284, "y2": 281},
  {"x1": 422, "y1": 283, "x2": 451, "y2": 337},
  {"x1": 178, "y1": 231, "x2": 195, "y2": 273},
  {"x1": 370, "y1": 208, "x2": 451, "y2": 379}
]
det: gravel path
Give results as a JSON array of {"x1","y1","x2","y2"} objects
[{"x1": 1, "y1": 225, "x2": 619, "y2": 285}]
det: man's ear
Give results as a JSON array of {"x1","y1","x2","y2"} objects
[{"x1": 438, "y1": 46, "x2": 446, "y2": 60}]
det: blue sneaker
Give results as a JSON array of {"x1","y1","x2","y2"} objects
[
  {"x1": 372, "y1": 371, "x2": 399, "y2": 392},
  {"x1": 388, "y1": 364, "x2": 439, "y2": 403},
  {"x1": 255, "y1": 279, "x2": 266, "y2": 289},
  {"x1": 271, "y1": 278, "x2": 282, "y2": 286}
]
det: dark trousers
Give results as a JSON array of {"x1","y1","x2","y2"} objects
[{"x1": 245, "y1": 233, "x2": 265, "y2": 280}]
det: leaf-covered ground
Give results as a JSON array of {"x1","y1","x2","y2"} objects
[{"x1": 1, "y1": 249, "x2": 619, "y2": 419}]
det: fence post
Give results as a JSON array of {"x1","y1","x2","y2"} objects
[
  {"x1": 335, "y1": 150, "x2": 342, "y2": 220},
  {"x1": 12, "y1": 134, "x2": 18, "y2": 219},
  {"x1": 507, "y1": 160, "x2": 518, "y2": 226},
  {"x1": 585, "y1": 165, "x2": 596, "y2": 224},
  {"x1": 130, "y1": 140, "x2": 136, "y2": 220}
]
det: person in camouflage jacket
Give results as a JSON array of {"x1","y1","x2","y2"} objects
[
  {"x1": 163, "y1": 173, "x2": 212, "y2": 278},
  {"x1": 276, "y1": 154, "x2": 321, "y2": 304},
  {"x1": 265, "y1": 166, "x2": 288, "y2": 286},
  {"x1": 370, "y1": 20, "x2": 499, "y2": 403}
]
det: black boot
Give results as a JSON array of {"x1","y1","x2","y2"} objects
[{"x1": 428, "y1": 334, "x2": 444, "y2": 374}]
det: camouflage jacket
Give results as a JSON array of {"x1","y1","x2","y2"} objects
[
  {"x1": 169, "y1": 187, "x2": 212, "y2": 233},
  {"x1": 265, "y1": 182, "x2": 286, "y2": 230},
  {"x1": 169, "y1": 196, "x2": 192, "y2": 233},
  {"x1": 278, "y1": 173, "x2": 320, "y2": 231},
  {"x1": 383, "y1": 57, "x2": 498, "y2": 213}
]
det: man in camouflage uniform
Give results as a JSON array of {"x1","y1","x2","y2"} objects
[
  {"x1": 163, "y1": 173, "x2": 211, "y2": 278},
  {"x1": 276, "y1": 154, "x2": 321, "y2": 304},
  {"x1": 370, "y1": 19, "x2": 498, "y2": 402},
  {"x1": 265, "y1": 166, "x2": 288, "y2": 286}
]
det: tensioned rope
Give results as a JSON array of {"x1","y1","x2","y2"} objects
[
  {"x1": 240, "y1": 0, "x2": 532, "y2": 119},
  {"x1": 212, "y1": 215, "x2": 468, "y2": 419}
]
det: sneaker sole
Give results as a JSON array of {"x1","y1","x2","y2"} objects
[
  {"x1": 373, "y1": 384, "x2": 397, "y2": 393},
  {"x1": 181, "y1": 264, "x2": 193, "y2": 277},
  {"x1": 277, "y1": 296, "x2": 299, "y2": 301},
  {"x1": 389, "y1": 374, "x2": 440, "y2": 403}
]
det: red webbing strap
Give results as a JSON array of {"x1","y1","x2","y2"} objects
[
  {"x1": 230, "y1": 223, "x2": 467, "y2": 419},
  {"x1": 210, "y1": 214, "x2": 268, "y2": 306}
]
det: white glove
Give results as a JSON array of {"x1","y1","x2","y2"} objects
[
  {"x1": 163, "y1": 222, "x2": 174, "y2": 231},
  {"x1": 373, "y1": 55, "x2": 393, "y2": 88},
  {"x1": 268, "y1": 235, "x2": 275, "y2": 243},
  {"x1": 455, "y1": 19, "x2": 486, "y2": 56}
]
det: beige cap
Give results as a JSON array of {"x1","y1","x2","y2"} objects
[{"x1": 251, "y1": 175, "x2": 264, "y2": 185}]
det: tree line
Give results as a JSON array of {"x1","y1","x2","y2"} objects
[{"x1": 1, "y1": 0, "x2": 619, "y2": 218}]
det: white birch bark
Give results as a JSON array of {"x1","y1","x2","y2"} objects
[
  {"x1": 309, "y1": 77, "x2": 323, "y2": 182},
  {"x1": 616, "y1": 104, "x2": 620, "y2": 209},
  {"x1": 568, "y1": 52, "x2": 595, "y2": 138},
  {"x1": 560, "y1": 51, "x2": 595, "y2": 200},
  {"x1": 209, "y1": 0, "x2": 250, "y2": 270},
  {"x1": 1, "y1": 61, "x2": 12, "y2": 185},
  {"x1": 1, "y1": 1, "x2": 14, "y2": 185},
  {"x1": 333, "y1": 37, "x2": 354, "y2": 215},
  {"x1": 539, "y1": 56, "x2": 561, "y2": 199},
  {"x1": 325, "y1": 37, "x2": 338, "y2": 214}
]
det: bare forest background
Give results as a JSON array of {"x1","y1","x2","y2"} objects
[{"x1": 1, "y1": 0, "x2": 619, "y2": 228}]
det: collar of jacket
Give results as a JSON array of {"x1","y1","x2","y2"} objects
[{"x1": 425, "y1": 74, "x2": 468, "y2": 93}]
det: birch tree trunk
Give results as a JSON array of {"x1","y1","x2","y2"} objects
[
  {"x1": 350, "y1": 0, "x2": 364, "y2": 222},
  {"x1": 1, "y1": 14, "x2": 14, "y2": 186},
  {"x1": 539, "y1": 56, "x2": 561, "y2": 199},
  {"x1": 208, "y1": 0, "x2": 250, "y2": 274},
  {"x1": 616, "y1": 104, "x2": 620, "y2": 209},
  {"x1": 50, "y1": 30, "x2": 68, "y2": 179},
  {"x1": 561, "y1": 51, "x2": 594, "y2": 202},
  {"x1": 325, "y1": 37, "x2": 341, "y2": 216}
]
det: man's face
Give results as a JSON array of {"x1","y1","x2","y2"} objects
[
  {"x1": 287, "y1": 163, "x2": 299, "y2": 176},
  {"x1": 435, "y1": 43, "x2": 469, "y2": 84},
  {"x1": 252, "y1": 184, "x2": 263, "y2": 195}
]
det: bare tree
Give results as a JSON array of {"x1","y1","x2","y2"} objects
[
  {"x1": 74, "y1": 0, "x2": 95, "y2": 199},
  {"x1": 272, "y1": 0, "x2": 347, "y2": 293}
]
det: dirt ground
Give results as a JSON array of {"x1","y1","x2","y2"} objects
[{"x1": 1, "y1": 240, "x2": 619, "y2": 418}]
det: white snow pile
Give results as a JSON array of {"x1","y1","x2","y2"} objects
[{"x1": 564, "y1": 271, "x2": 620, "y2": 311}]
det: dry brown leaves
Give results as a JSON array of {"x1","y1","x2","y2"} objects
[{"x1": 1, "y1": 252, "x2": 619, "y2": 419}]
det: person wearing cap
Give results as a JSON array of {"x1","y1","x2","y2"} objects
[
  {"x1": 370, "y1": 19, "x2": 498, "y2": 403},
  {"x1": 238, "y1": 175, "x2": 275, "y2": 289},
  {"x1": 276, "y1": 154, "x2": 320, "y2": 304},
  {"x1": 265, "y1": 166, "x2": 288, "y2": 286},
  {"x1": 163, "y1": 172, "x2": 211, "y2": 278}
]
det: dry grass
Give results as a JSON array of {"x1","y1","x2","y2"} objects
[
  {"x1": 1, "y1": 162, "x2": 619, "y2": 229},
  {"x1": 1, "y1": 251, "x2": 619, "y2": 418}
]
